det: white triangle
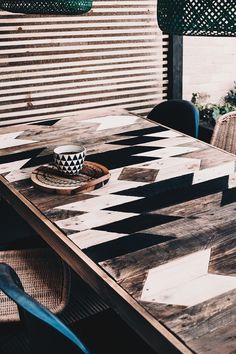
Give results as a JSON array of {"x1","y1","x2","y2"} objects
[
  {"x1": 0, "y1": 159, "x2": 31, "y2": 174},
  {"x1": 0, "y1": 131, "x2": 36, "y2": 149},
  {"x1": 81, "y1": 115, "x2": 138, "y2": 131}
]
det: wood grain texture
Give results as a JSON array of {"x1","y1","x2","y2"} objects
[
  {"x1": 0, "y1": 0, "x2": 168, "y2": 125},
  {"x1": 0, "y1": 108, "x2": 236, "y2": 353}
]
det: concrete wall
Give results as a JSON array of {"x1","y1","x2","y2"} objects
[{"x1": 183, "y1": 37, "x2": 236, "y2": 104}]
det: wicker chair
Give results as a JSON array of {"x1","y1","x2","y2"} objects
[
  {"x1": 0, "y1": 200, "x2": 108, "y2": 327},
  {"x1": 0, "y1": 248, "x2": 71, "y2": 322},
  {"x1": 0, "y1": 196, "x2": 71, "y2": 322},
  {"x1": 211, "y1": 111, "x2": 236, "y2": 154}
]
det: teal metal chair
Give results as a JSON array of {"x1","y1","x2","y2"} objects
[
  {"x1": 0, "y1": 263, "x2": 89, "y2": 354},
  {"x1": 147, "y1": 99, "x2": 199, "y2": 138},
  {"x1": 0, "y1": 263, "x2": 156, "y2": 354}
]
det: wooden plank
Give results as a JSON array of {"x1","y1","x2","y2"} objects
[
  {"x1": 0, "y1": 15, "x2": 156, "y2": 22},
  {"x1": 0, "y1": 0, "x2": 168, "y2": 125},
  {"x1": 1, "y1": 108, "x2": 236, "y2": 352},
  {"x1": 0, "y1": 174, "x2": 192, "y2": 354},
  {"x1": 0, "y1": 55, "x2": 162, "y2": 72},
  {"x1": 0, "y1": 75, "x2": 166, "y2": 95},
  {"x1": 0, "y1": 80, "x2": 163, "y2": 102},
  {"x1": 0, "y1": 63, "x2": 166, "y2": 82},
  {"x1": 187, "y1": 320, "x2": 236, "y2": 354},
  {"x1": 0, "y1": 93, "x2": 162, "y2": 119},
  {"x1": 0, "y1": 50, "x2": 165, "y2": 66},
  {"x1": 0, "y1": 28, "x2": 157, "y2": 38},
  {"x1": 0, "y1": 99, "x2": 162, "y2": 126},
  {"x1": 101, "y1": 202, "x2": 236, "y2": 282},
  {"x1": 0, "y1": 22, "x2": 158, "y2": 31},
  {"x1": 0, "y1": 88, "x2": 163, "y2": 111}
]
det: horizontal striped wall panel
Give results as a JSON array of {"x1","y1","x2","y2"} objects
[{"x1": 0, "y1": 0, "x2": 168, "y2": 125}]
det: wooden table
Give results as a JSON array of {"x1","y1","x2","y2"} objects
[{"x1": 0, "y1": 107, "x2": 235, "y2": 354}]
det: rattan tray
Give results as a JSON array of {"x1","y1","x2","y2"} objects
[{"x1": 31, "y1": 161, "x2": 110, "y2": 195}]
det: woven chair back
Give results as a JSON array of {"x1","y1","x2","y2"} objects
[
  {"x1": 0, "y1": 248, "x2": 70, "y2": 322},
  {"x1": 211, "y1": 111, "x2": 236, "y2": 154}
]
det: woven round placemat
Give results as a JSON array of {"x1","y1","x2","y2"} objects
[
  {"x1": 31, "y1": 161, "x2": 110, "y2": 195},
  {"x1": 0, "y1": 248, "x2": 70, "y2": 322},
  {"x1": 211, "y1": 111, "x2": 236, "y2": 154}
]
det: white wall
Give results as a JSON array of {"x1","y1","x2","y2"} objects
[{"x1": 183, "y1": 37, "x2": 236, "y2": 104}]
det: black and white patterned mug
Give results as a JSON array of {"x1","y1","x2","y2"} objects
[{"x1": 53, "y1": 145, "x2": 86, "y2": 176}]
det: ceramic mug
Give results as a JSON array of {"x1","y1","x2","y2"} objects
[{"x1": 53, "y1": 144, "x2": 86, "y2": 176}]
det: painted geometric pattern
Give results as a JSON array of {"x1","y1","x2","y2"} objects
[
  {"x1": 1, "y1": 112, "x2": 236, "y2": 353},
  {"x1": 54, "y1": 150, "x2": 86, "y2": 175}
]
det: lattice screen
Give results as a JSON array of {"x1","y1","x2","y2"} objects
[{"x1": 0, "y1": 0, "x2": 168, "y2": 126}]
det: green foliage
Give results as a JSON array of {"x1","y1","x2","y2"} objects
[
  {"x1": 224, "y1": 82, "x2": 236, "y2": 106},
  {"x1": 191, "y1": 84, "x2": 236, "y2": 127}
]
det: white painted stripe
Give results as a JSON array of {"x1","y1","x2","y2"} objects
[
  {"x1": 193, "y1": 161, "x2": 235, "y2": 185},
  {"x1": 146, "y1": 131, "x2": 184, "y2": 138},
  {"x1": 56, "y1": 210, "x2": 138, "y2": 232},
  {"x1": 69, "y1": 230, "x2": 128, "y2": 249},
  {"x1": 0, "y1": 131, "x2": 36, "y2": 149},
  {"x1": 56, "y1": 194, "x2": 142, "y2": 212},
  {"x1": 135, "y1": 146, "x2": 201, "y2": 158},
  {"x1": 0, "y1": 159, "x2": 30, "y2": 174},
  {"x1": 138, "y1": 137, "x2": 194, "y2": 148}
]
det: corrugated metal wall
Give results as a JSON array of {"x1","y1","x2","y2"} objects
[{"x1": 0, "y1": 0, "x2": 168, "y2": 125}]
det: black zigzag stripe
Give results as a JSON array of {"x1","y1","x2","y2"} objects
[
  {"x1": 221, "y1": 187, "x2": 236, "y2": 206},
  {"x1": 110, "y1": 176, "x2": 229, "y2": 213},
  {"x1": 95, "y1": 213, "x2": 181, "y2": 234},
  {"x1": 113, "y1": 173, "x2": 229, "y2": 199},
  {"x1": 21, "y1": 151, "x2": 53, "y2": 168},
  {"x1": 115, "y1": 173, "x2": 194, "y2": 198},
  {"x1": 115, "y1": 125, "x2": 168, "y2": 137},
  {"x1": 108, "y1": 135, "x2": 165, "y2": 146},
  {"x1": 84, "y1": 233, "x2": 176, "y2": 263},
  {"x1": 113, "y1": 175, "x2": 229, "y2": 209},
  {"x1": 30, "y1": 119, "x2": 60, "y2": 126},
  {"x1": 88, "y1": 146, "x2": 161, "y2": 170},
  {"x1": 0, "y1": 148, "x2": 44, "y2": 164}
]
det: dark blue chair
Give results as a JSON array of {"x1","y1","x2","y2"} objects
[
  {"x1": 0, "y1": 263, "x2": 156, "y2": 354},
  {"x1": 147, "y1": 99, "x2": 199, "y2": 138}
]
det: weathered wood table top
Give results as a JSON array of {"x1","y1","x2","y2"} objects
[{"x1": 0, "y1": 107, "x2": 236, "y2": 354}]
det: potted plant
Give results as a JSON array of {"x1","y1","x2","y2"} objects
[{"x1": 191, "y1": 84, "x2": 236, "y2": 142}]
